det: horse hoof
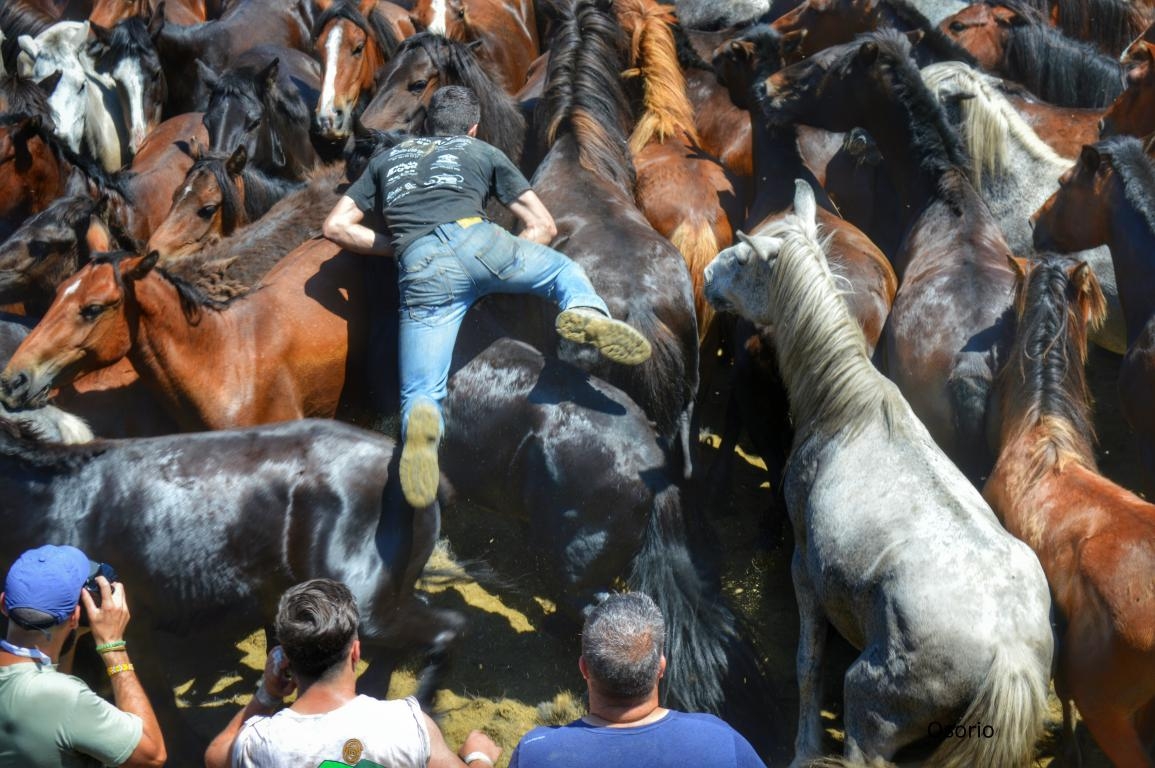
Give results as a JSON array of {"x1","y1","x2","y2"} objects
[
  {"x1": 400, "y1": 403, "x2": 441, "y2": 508},
  {"x1": 555, "y1": 308, "x2": 652, "y2": 365}
]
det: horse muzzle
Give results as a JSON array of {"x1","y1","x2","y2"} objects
[
  {"x1": 314, "y1": 107, "x2": 352, "y2": 141},
  {"x1": 0, "y1": 368, "x2": 53, "y2": 410}
]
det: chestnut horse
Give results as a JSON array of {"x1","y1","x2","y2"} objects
[
  {"x1": 984, "y1": 256, "x2": 1155, "y2": 768},
  {"x1": 120, "y1": 111, "x2": 208, "y2": 243},
  {"x1": 0, "y1": 243, "x2": 376, "y2": 431},
  {"x1": 1100, "y1": 36, "x2": 1155, "y2": 138},
  {"x1": 616, "y1": 0, "x2": 743, "y2": 344},
  {"x1": 89, "y1": 0, "x2": 218, "y2": 27},
  {"x1": 311, "y1": 0, "x2": 414, "y2": 142},
  {"x1": 764, "y1": 30, "x2": 1018, "y2": 484},
  {"x1": 939, "y1": 0, "x2": 1125, "y2": 108},
  {"x1": 1033, "y1": 136, "x2": 1155, "y2": 499},
  {"x1": 529, "y1": 0, "x2": 699, "y2": 473},
  {"x1": 409, "y1": 0, "x2": 540, "y2": 93}
]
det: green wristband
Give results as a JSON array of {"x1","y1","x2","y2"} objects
[{"x1": 95, "y1": 641, "x2": 127, "y2": 654}]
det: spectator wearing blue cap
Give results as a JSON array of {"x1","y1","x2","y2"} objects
[{"x1": 0, "y1": 545, "x2": 166, "y2": 768}]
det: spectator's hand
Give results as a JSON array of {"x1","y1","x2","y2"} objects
[
  {"x1": 263, "y1": 645, "x2": 297, "y2": 700},
  {"x1": 517, "y1": 224, "x2": 552, "y2": 245},
  {"x1": 458, "y1": 730, "x2": 501, "y2": 765},
  {"x1": 80, "y1": 576, "x2": 129, "y2": 647}
]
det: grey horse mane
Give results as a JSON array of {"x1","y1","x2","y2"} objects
[
  {"x1": 762, "y1": 187, "x2": 907, "y2": 438},
  {"x1": 921, "y1": 61, "x2": 1069, "y2": 189}
]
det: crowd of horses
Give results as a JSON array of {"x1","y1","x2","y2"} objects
[{"x1": 2, "y1": 0, "x2": 1155, "y2": 764}]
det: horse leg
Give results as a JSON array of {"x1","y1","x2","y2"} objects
[
  {"x1": 790, "y1": 550, "x2": 829, "y2": 768},
  {"x1": 1078, "y1": 703, "x2": 1154, "y2": 768},
  {"x1": 840, "y1": 650, "x2": 917, "y2": 765},
  {"x1": 1059, "y1": 696, "x2": 1083, "y2": 768}
]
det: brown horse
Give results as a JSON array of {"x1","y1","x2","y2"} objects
[
  {"x1": 984, "y1": 256, "x2": 1155, "y2": 768},
  {"x1": 1033, "y1": 136, "x2": 1155, "y2": 499},
  {"x1": 120, "y1": 111, "x2": 208, "y2": 244},
  {"x1": 89, "y1": 0, "x2": 216, "y2": 27},
  {"x1": 1100, "y1": 38, "x2": 1155, "y2": 138},
  {"x1": 408, "y1": 0, "x2": 540, "y2": 93},
  {"x1": 616, "y1": 0, "x2": 743, "y2": 345},
  {"x1": 144, "y1": 141, "x2": 303, "y2": 262},
  {"x1": 938, "y1": 0, "x2": 1125, "y2": 108},
  {"x1": 765, "y1": 30, "x2": 1018, "y2": 483},
  {"x1": 0, "y1": 242, "x2": 374, "y2": 431},
  {"x1": 312, "y1": 0, "x2": 415, "y2": 142}
]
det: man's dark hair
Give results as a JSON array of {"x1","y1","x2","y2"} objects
[
  {"x1": 425, "y1": 85, "x2": 481, "y2": 136},
  {"x1": 581, "y1": 592, "x2": 665, "y2": 701},
  {"x1": 275, "y1": 579, "x2": 359, "y2": 680}
]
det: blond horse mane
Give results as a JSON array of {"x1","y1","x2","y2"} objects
[
  {"x1": 615, "y1": 0, "x2": 700, "y2": 154},
  {"x1": 762, "y1": 183, "x2": 907, "y2": 437},
  {"x1": 921, "y1": 61, "x2": 1070, "y2": 189}
]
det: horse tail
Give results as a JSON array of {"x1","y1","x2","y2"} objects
[
  {"x1": 626, "y1": 479, "x2": 785, "y2": 758},
  {"x1": 669, "y1": 219, "x2": 718, "y2": 344},
  {"x1": 926, "y1": 644, "x2": 1049, "y2": 768},
  {"x1": 947, "y1": 351, "x2": 993, "y2": 480}
]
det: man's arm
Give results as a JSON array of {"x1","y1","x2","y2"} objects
[
  {"x1": 507, "y1": 190, "x2": 558, "y2": 245},
  {"x1": 204, "y1": 646, "x2": 295, "y2": 768},
  {"x1": 322, "y1": 196, "x2": 395, "y2": 256},
  {"x1": 80, "y1": 578, "x2": 166, "y2": 768},
  {"x1": 424, "y1": 714, "x2": 502, "y2": 768}
]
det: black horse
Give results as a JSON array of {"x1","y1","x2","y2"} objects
[{"x1": 0, "y1": 416, "x2": 462, "y2": 763}]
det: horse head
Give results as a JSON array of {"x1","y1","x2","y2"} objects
[
  {"x1": 0, "y1": 250, "x2": 156, "y2": 410},
  {"x1": 938, "y1": 1, "x2": 1024, "y2": 71},
  {"x1": 200, "y1": 58, "x2": 279, "y2": 167},
  {"x1": 147, "y1": 144, "x2": 249, "y2": 263},
  {"x1": 710, "y1": 25, "x2": 800, "y2": 111},
  {"x1": 361, "y1": 33, "x2": 441, "y2": 134},
  {"x1": 312, "y1": 0, "x2": 388, "y2": 141},
  {"x1": 1100, "y1": 39, "x2": 1155, "y2": 138},
  {"x1": 1032, "y1": 141, "x2": 1117, "y2": 253},
  {"x1": 87, "y1": 17, "x2": 167, "y2": 154}
]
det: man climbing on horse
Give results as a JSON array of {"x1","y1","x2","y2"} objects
[{"x1": 323, "y1": 85, "x2": 651, "y2": 508}]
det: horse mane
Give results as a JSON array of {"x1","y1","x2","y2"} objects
[
  {"x1": 0, "y1": 415, "x2": 104, "y2": 472},
  {"x1": 1003, "y1": 21, "x2": 1125, "y2": 108},
  {"x1": 0, "y1": 4, "x2": 54, "y2": 71},
  {"x1": 101, "y1": 16, "x2": 157, "y2": 59},
  {"x1": 93, "y1": 249, "x2": 235, "y2": 321},
  {"x1": 0, "y1": 73, "x2": 53, "y2": 121},
  {"x1": 763, "y1": 201, "x2": 906, "y2": 436},
  {"x1": 921, "y1": 61, "x2": 1068, "y2": 188},
  {"x1": 402, "y1": 33, "x2": 526, "y2": 163},
  {"x1": 1099, "y1": 135, "x2": 1155, "y2": 243},
  {"x1": 739, "y1": 23, "x2": 787, "y2": 82},
  {"x1": 540, "y1": 0, "x2": 636, "y2": 193},
  {"x1": 670, "y1": 19, "x2": 712, "y2": 71},
  {"x1": 817, "y1": 31, "x2": 970, "y2": 192},
  {"x1": 312, "y1": 0, "x2": 402, "y2": 59},
  {"x1": 876, "y1": 0, "x2": 979, "y2": 66},
  {"x1": 1051, "y1": 0, "x2": 1144, "y2": 58},
  {"x1": 1001, "y1": 259, "x2": 1104, "y2": 481},
  {"x1": 619, "y1": 0, "x2": 701, "y2": 152}
]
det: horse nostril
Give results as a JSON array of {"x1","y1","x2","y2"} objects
[{"x1": 1, "y1": 372, "x2": 28, "y2": 399}]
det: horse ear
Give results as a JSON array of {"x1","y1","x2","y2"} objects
[
  {"x1": 125, "y1": 250, "x2": 159, "y2": 281},
  {"x1": 1078, "y1": 145, "x2": 1101, "y2": 174},
  {"x1": 89, "y1": 22, "x2": 114, "y2": 46},
  {"x1": 196, "y1": 59, "x2": 220, "y2": 90},
  {"x1": 904, "y1": 29, "x2": 925, "y2": 47},
  {"x1": 63, "y1": 166, "x2": 89, "y2": 198},
  {"x1": 226, "y1": 143, "x2": 249, "y2": 175},
  {"x1": 259, "y1": 58, "x2": 280, "y2": 92},
  {"x1": 781, "y1": 30, "x2": 807, "y2": 57},
  {"x1": 1005, "y1": 253, "x2": 1028, "y2": 283},
  {"x1": 189, "y1": 134, "x2": 204, "y2": 159},
  {"x1": 736, "y1": 230, "x2": 784, "y2": 262},
  {"x1": 856, "y1": 41, "x2": 879, "y2": 65},
  {"x1": 793, "y1": 179, "x2": 817, "y2": 228},
  {"x1": 17, "y1": 34, "x2": 40, "y2": 65},
  {"x1": 358, "y1": 0, "x2": 376, "y2": 16},
  {"x1": 85, "y1": 214, "x2": 115, "y2": 254},
  {"x1": 1071, "y1": 261, "x2": 1108, "y2": 332},
  {"x1": 148, "y1": 1, "x2": 166, "y2": 37}
]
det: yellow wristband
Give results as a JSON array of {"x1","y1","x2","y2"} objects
[{"x1": 106, "y1": 663, "x2": 134, "y2": 677}]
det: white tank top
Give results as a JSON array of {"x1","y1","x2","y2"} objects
[{"x1": 231, "y1": 695, "x2": 431, "y2": 768}]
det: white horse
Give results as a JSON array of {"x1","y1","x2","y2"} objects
[
  {"x1": 921, "y1": 60, "x2": 1125, "y2": 354},
  {"x1": 704, "y1": 180, "x2": 1053, "y2": 768},
  {"x1": 17, "y1": 21, "x2": 128, "y2": 171}
]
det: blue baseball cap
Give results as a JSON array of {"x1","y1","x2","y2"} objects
[{"x1": 4, "y1": 545, "x2": 91, "y2": 625}]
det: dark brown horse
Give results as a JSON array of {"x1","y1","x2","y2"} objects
[
  {"x1": 764, "y1": 30, "x2": 1018, "y2": 483},
  {"x1": 529, "y1": 0, "x2": 699, "y2": 474},
  {"x1": 1033, "y1": 136, "x2": 1155, "y2": 499},
  {"x1": 1100, "y1": 37, "x2": 1155, "y2": 138},
  {"x1": 89, "y1": 0, "x2": 218, "y2": 27},
  {"x1": 311, "y1": 0, "x2": 415, "y2": 142},
  {"x1": 0, "y1": 244, "x2": 375, "y2": 431},
  {"x1": 408, "y1": 0, "x2": 540, "y2": 93},
  {"x1": 939, "y1": 0, "x2": 1125, "y2": 108},
  {"x1": 984, "y1": 256, "x2": 1155, "y2": 768}
]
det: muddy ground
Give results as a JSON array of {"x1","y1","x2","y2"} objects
[{"x1": 163, "y1": 345, "x2": 1136, "y2": 768}]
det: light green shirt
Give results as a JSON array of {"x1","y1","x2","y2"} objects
[{"x1": 0, "y1": 663, "x2": 141, "y2": 768}]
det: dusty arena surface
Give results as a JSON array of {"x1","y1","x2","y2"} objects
[{"x1": 164, "y1": 346, "x2": 1135, "y2": 768}]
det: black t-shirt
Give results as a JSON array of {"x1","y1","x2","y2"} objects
[{"x1": 345, "y1": 135, "x2": 532, "y2": 254}]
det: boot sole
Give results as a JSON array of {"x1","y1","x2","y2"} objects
[
  {"x1": 555, "y1": 310, "x2": 652, "y2": 365},
  {"x1": 399, "y1": 404, "x2": 440, "y2": 508}
]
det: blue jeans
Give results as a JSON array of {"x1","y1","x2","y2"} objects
[{"x1": 397, "y1": 220, "x2": 608, "y2": 437}]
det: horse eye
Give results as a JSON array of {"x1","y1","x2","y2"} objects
[
  {"x1": 949, "y1": 21, "x2": 966, "y2": 32},
  {"x1": 352, "y1": 43, "x2": 365, "y2": 56},
  {"x1": 80, "y1": 304, "x2": 105, "y2": 321},
  {"x1": 198, "y1": 204, "x2": 219, "y2": 218},
  {"x1": 408, "y1": 79, "x2": 428, "y2": 93}
]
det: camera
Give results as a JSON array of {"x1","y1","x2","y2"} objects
[{"x1": 83, "y1": 562, "x2": 117, "y2": 607}]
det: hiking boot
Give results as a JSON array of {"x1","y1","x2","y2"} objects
[
  {"x1": 399, "y1": 402, "x2": 441, "y2": 508},
  {"x1": 555, "y1": 308, "x2": 652, "y2": 365}
]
